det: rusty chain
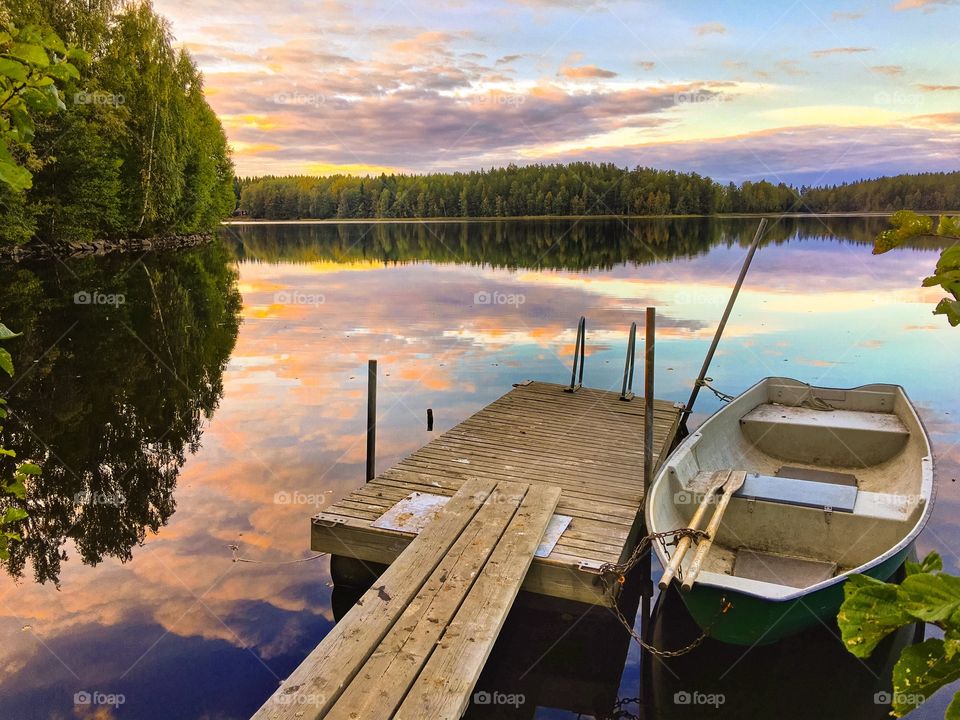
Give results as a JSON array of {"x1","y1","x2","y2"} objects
[{"x1": 597, "y1": 527, "x2": 733, "y2": 658}]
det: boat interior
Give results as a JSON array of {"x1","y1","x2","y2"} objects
[{"x1": 652, "y1": 378, "x2": 933, "y2": 598}]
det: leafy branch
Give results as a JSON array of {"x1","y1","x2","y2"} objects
[
  {"x1": 874, "y1": 211, "x2": 960, "y2": 326},
  {"x1": 0, "y1": 21, "x2": 85, "y2": 191},
  {"x1": 838, "y1": 552, "x2": 960, "y2": 718},
  {"x1": 0, "y1": 318, "x2": 34, "y2": 561}
]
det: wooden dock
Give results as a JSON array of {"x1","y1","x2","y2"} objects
[
  {"x1": 253, "y1": 478, "x2": 560, "y2": 720},
  {"x1": 313, "y1": 380, "x2": 683, "y2": 606},
  {"x1": 252, "y1": 380, "x2": 682, "y2": 720}
]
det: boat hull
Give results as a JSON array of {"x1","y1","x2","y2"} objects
[{"x1": 679, "y1": 545, "x2": 912, "y2": 646}]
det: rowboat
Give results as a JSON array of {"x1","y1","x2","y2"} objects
[{"x1": 646, "y1": 377, "x2": 934, "y2": 646}]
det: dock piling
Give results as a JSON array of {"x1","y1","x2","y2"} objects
[
  {"x1": 640, "y1": 307, "x2": 656, "y2": 641},
  {"x1": 366, "y1": 359, "x2": 377, "y2": 482}
]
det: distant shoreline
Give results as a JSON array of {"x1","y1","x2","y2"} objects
[
  {"x1": 222, "y1": 211, "x2": 917, "y2": 225},
  {"x1": 0, "y1": 233, "x2": 213, "y2": 263}
]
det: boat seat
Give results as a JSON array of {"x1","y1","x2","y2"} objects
[
  {"x1": 733, "y1": 549, "x2": 838, "y2": 588},
  {"x1": 739, "y1": 403, "x2": 910, "y2": 466},
  {"x1": 733, "y1": 470, "x2": 859, "y2": 512}
]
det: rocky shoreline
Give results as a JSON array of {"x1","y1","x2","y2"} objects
[{"x1": 0, "y1": 233, "x2": 214, "y2": 263}]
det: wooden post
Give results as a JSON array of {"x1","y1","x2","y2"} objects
[
  {"x1": 644, "y1": 307, "x2": 656, "y2": 496},
  {"x1": 366, "y1": 359, "x2": 377, "y2": 482},
  {"x1": 640, "y1": 307, "x2": 655, "y2": 642}
]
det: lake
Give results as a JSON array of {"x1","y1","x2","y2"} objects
[{"x1": 0, "y1": 217, "x2": 957, "y2": 719}]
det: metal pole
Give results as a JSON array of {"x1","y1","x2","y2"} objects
[
  {"x1": 566, "y1": 316, "x2": 586, "y2": 392},
  {"x1": 620, "y1": 321, "x2": 637, "y2": 401},
  {"x1": 640, "y1": 307, "x2": 656, "y2": 640},
  {"x1": 680, "y1": 218, "x2": 767, "y2": 430},
  {"x1": 366, "y1": 359, "x2": 377, "y2": 482}
]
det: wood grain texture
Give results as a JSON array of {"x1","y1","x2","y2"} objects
[
  {"x1": 394, "y1": 484, "x2": 562, "y2": 720},
  {"x1": 251, "y1": 478, "x2": 497, "y2": 720},
  {"x1": 313, "y1": 381, "x2": 682, "y2": 605}
]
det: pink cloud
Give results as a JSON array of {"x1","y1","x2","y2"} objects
[{"x1": 559, "y1": 64, "x2": 619, "y2": 79}]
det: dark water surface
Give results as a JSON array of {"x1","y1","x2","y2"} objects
[{"x1": 0, "y1": 217, "x2": 957, "y2": 719}]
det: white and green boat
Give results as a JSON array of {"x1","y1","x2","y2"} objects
[{"x1": 647, "y1": 377, "x2": 934, "y2": 646}]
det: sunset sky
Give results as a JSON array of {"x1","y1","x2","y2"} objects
[{"x1": 152, "y1": 0, "x2": 960, "y2": 184}]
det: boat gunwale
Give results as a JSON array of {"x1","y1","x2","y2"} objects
[{"x1": 648, "y1": 376, "x2": 936, "y2": 603}]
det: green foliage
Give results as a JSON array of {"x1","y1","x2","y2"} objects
[
  {"x1": 236, "y1": 169, "x2": 960, "y2": 221},
  {"x1": 0, "y1": 242, "x2": 240, "y2": 584},
  {"x1": 873, "y1": 211, "x2": 960, "y2": 326},
  {"x1": 0, "y1": 0, "x2": 234, "y2": 246},
  {"x1": 0, "y1": 21, "x2": 80, "y2": 192},
  {"x1": 874, "y1": 210, "x2": 935, "y2": 253},
  {"x1": 838, "y1": 552, "x2": 960, "y2": 717},
  {"x1": 237, "y1": 164, "x2": 801, "y2": 220},
  {"x1": 0, "y1": 318, "x2": 29, "y2": 561}
]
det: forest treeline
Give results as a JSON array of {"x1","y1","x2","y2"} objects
[
  {"x1": 238, "y1": 167, "x2": 960, "y2": 220},
  {"x1": 0, "y1": 0, "x2": 235, "y2": 246}
]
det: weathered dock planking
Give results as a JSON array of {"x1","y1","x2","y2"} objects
[
  {"x1": 252, "y1": 478, "x2": 560, "y2": 720},
  {"x1": 313, "y1": 380, "x2": 683, "y2": 606}
]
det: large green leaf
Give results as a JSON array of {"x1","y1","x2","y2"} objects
[
  {"x1": 938, "y1": 216, "x2": 960, "y2": 239},
  {"x1": 20, "y1": 85, "x2": 60, "y2": 113},
  {"x1": 41, "y1": 30, "x2": 66, "y2": 55},
  {"x1": 0, "y1": 155, "x2": 32, "y2": 191},
  {"x1": 892, "y1": 639, "x2": 960, "y2": 717},
  {"x1": 1, "y1": 507, "x2": 27, "y2": 524},
  {"x1": 947, "y1": 691, "x2": 960, "y2": 720},
  {"x1": 3, "y1": 476, "x2": 26, "y2": 499},
  {"x1": 6, "y1": 42, "x2": 49, "y2": 67},
  {"x1": 934, "y1": 298, "x2": 960, "y2": 327},
  {"x1": 7, "y1": 104, "x2": 34, "y2": 142},
  {"x1": 838, "y1": 574, "x2": 911, "y2": 658},
  {"x1": 906, "y1": 551, "x2": 943, "y2": 576},
  {"x1": 0, "y1": 57, "x2": 29, "y2": 82},
  {"x1": 45, "y1": 61, "x2": 79, "y2": 82},
  {"x1": 874, "y1": 210, "x2": 935, "y2": 254},
  {"x1": 899, "y1": 573, "x2": 960, "y2": 623},
  {"x1": 0, "y1": 347, "x2": 13, "y2": 376},
  {"x1": 946, "y1": 629, "x2": 960, "y2": 662},
  {"x1": 0, "y1": 323, "x2": 21, "y2": 340}
]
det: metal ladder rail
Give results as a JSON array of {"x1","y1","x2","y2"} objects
[
  {"x1": 564, "y1": 316, "x2": 586, "y2": 393},
  {"x1": 620, "y1": 321, "x2": 637, "y2": 401}
]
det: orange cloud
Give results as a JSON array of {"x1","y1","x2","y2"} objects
[
  {"x1": 559, "y1": 64, "x2": 618, "y2": 79},
  {"x1": 389, "y1": 31, "x2": 465, "y2": 57},
  {"x1": 894, "y1": 0, "x2": 956, "y2": 10},
  {"x1": 918, "y1": 84, "x2": 960, "y2": 91},
  {"x1": 811, "y1": 47, "x2": 873, "y2": 58},
  {"x1": 870, "y1": 65, "x2": 905, "y2": 76},
  {"x1": 694, "y1": 21, "x2": 726, "y2": 36}
]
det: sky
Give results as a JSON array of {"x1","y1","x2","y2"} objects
[{"x1": 151, "y1": 0, "x2": 960, "y2": 184}]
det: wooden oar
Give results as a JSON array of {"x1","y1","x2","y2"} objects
[
  {"x1": 681, "y1": 470, "x2": 747, "y2": 593},
  {"x1": 658, "y1": 470, "x2": 732, "y2": 590}
]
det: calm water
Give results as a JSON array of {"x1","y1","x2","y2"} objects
[{"x1": 0, "y1": 218, "x2": 957, "y2": 719}]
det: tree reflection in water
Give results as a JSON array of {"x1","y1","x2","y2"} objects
[{"x1": 0, "y1": 241, "x2": 241, "y2": 585}]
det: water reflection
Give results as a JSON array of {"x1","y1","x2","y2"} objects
[
  {"x1": 223, "y1": 216, "x2": 913, "y2": 270},
  {"x1": 643, "y1": 582, "x2": 924, "y2": 720},
  {"x1": 0, "y1": 242, "x2": 242, "y2": 586},
  {"x1": 330, "y1": 563, "x2": 644, "y2": 720},
  {"x1": 0, "y1": 218, "x2": 955, "y2": 719}
]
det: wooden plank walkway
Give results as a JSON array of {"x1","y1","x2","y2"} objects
[
  {"x1": 252, "y1": 478, "x2": 560, "y2": 720},
  {"x1": 313, "y1": 381, "x2": 683, "y2": 605}
]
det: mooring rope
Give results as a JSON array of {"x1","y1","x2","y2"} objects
[
  {"x1": 227, "y1": 544, "x2": 328, "y2": 565},
  {"x1": 597, "y1": 528, "x2": 732, "y2": 658},
  {"x1": 695, "y1": 377, "x2": 735, "y2": 403}
]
